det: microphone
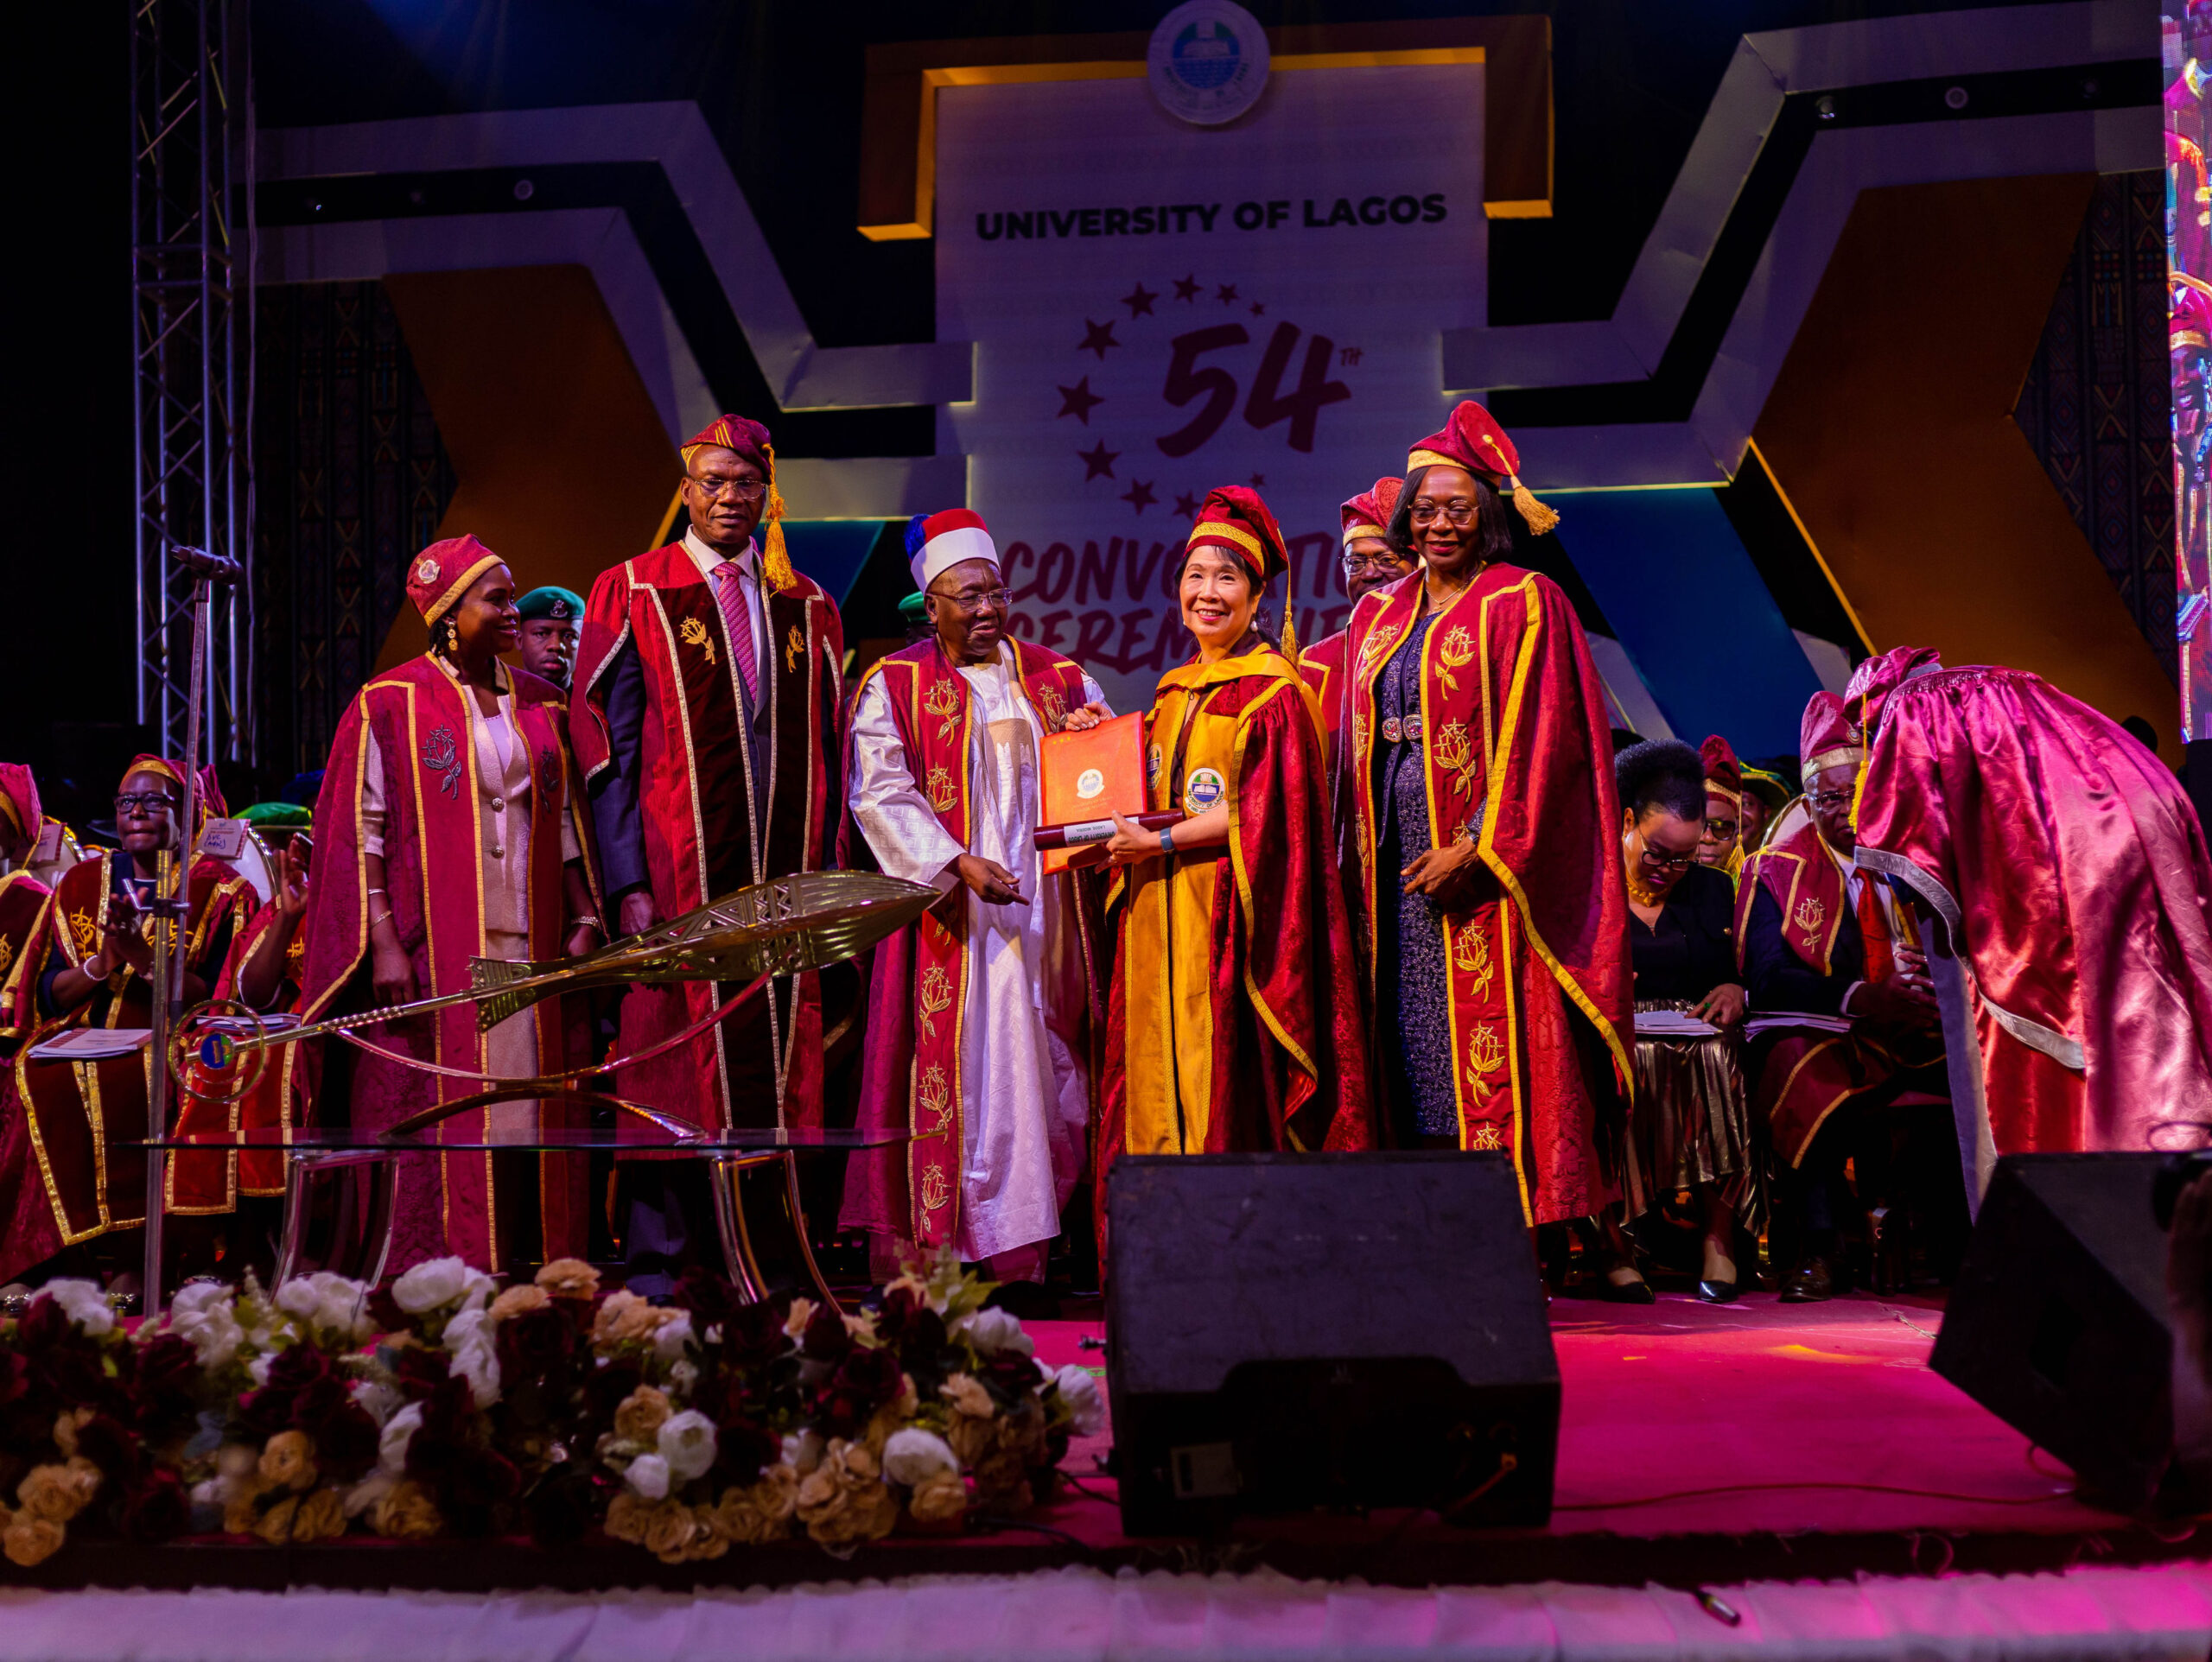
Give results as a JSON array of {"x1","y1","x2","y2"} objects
[{"x1": 169, "y1": 545, "x2": 244, "y2": 587}]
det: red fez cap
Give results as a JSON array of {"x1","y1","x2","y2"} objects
[
  {"x1": 0, "y1": 763, "x2": 39, "y2": 841},
  {"x1": 1799, "y1": 692, "x2": 1863, "y2": 783},
  {"x1": 1843, "y1": 644, "x2": 1943, "y2": 739},
  {"x1": 682, "y1": 414, "x2": 771, "y2": 471},
  {"x1": 1699, "y1": 733, "x2": 1741, "y2": 802},
  {"x1": 1406, "y1": 400, "x2": 1560, "y2": 535},
  {"x1": 406, "y1": 535, "x2": 505, "y2": 629},
  {"x1": 1187, "y1": 486, "x2": 1288, "y2": 584},
  {"x1": 1340, "y1": 477, "x2": 1402, "y2": 544},
  {"x1": 2177, "y1": 282, "x2": 2212, "y2": 353}
]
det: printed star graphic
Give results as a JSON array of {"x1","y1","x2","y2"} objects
[
  {"x1": 1249, "y1": 473, "x2": 1267, "y2": 487},
  {"x1": 1077, "y1": 440, "x2": 1120, "y2": 480},
  {"x1": 1056, "y1": 377, "x2": 1104, "y2": 424},
  {"x1": 1077, "y1": 319, "x2": 1119, "y2": 360},
  {"x1": 1249, "y1": 301, "x2": 1266, "y2": 317},
  {"x1": 1173, "y1": 274, "x2": 1201, "y2": 302},
  {"x1": 1122, "y1": 479, "x2": 1158, "y2": 514},
  {"x1": 1173, "y1": 491, "x2": 1201, "y2": 517},
  {"x1": 1122, "y1": 282, "x2": 1158, "y2": 318},
  {"x1": 1216, "y1": 282, "x2": 1239, "y2": 305}
]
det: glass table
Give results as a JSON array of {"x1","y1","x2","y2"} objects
[{"x1": 138, "y1": 1119, "x2": 908, "y2": 1309}]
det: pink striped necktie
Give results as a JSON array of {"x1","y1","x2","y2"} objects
[{"x1": 712, "y1": 559, "x2": 759, "y2": 707}]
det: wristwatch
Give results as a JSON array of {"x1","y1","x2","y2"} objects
[{"x1": 1159, "y1": 823, "x2": 1176, "y2": 856}]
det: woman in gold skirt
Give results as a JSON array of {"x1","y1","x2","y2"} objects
[{"x1": 1616, "y1": 740, "x2": 1758, "y2": 1302}]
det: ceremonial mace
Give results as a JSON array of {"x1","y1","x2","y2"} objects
[{"x1": 143, "y1": 543, "x2": 243, "y2": 1319}]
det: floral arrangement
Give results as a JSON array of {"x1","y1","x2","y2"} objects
[{"x1": 0, "y1": 1252, "x2": 1102, "y2": 1568}]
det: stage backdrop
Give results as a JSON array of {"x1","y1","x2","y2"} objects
[{"x1": 936, "y1": 63, "x2": 1484, "y2": 714}]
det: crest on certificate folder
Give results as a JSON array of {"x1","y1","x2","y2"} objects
[{"x1": 1038, "y1": 713, "x2": 1148, "y2": 874}]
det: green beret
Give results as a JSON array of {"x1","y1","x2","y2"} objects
[
  {"x1": 238, "y1": 802, "x2": 313, "y2": 828},
  {"x1": 517, "y1": 586, "x2": 586, "y2": 624},
  {"x1": 897, "y1": 592, "x2": 929, "y2": 625}
]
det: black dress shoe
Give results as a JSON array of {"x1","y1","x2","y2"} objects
[
  {"x1": 1696, "y1": 1278, "x2": 1738, "y2": 1304},
  {"x1": 1780, "y1": 1254, "x2": 1843, "y2": 1303},
  {"x1": 1597, "y1": 1274, "x2": 1656, "y2": 1304}
]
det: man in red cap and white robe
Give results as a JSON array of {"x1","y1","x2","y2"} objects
[
  {"x1": 840, "y1": 511, "x2": 1108, "y2": 1288},
  {"x1": 572, "y1": 416, "x2": 845, "y2": 1290},
  {"x1": 1737, "y1": 690, "x2": 1944, "y2": 1299},
  {"x1": 1847, "y1": 645, "x2": 2212, "y2": 1200}
]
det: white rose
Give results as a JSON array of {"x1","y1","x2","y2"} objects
[
  {"x1": 782, "y1": 1430, "x2": 823, "y2": 1475},
  {"x1": 168, "y1": 1284, "x2": 245, "y2": 1367},
  {"x1": 350, "y1": 1380, "x2": 403, "y2": 1427},
  {"x1": 652, "y1": 1310, "x2": 695, "y2": 1364},
  {"x1": 246, "y1": 1353, "x2": 273, "y2": 1387},
  {"x1": 1052, "y1": 1365, "x2": 1105, "y2": 1436},
  {"x1": 626, "y1": 1453, "x2": 671, "y2": 1500},
  {"x1": 391, "y1": 1257, "x2": 495, "y2": 1315},
  {"x1": 657, "y1": 1410, "x2": 718, "y2": 1482},
  {"x1": 881, "y1": 1428, "x2": 960, "y2": 1486},
  {"x1": 954, "y1": 1306, "x2": 1033, "y2": 1359},
  {"x1": 378, "y1": 1402, "x2": 424, "y2": 1475},
  {"x1": 43, "y1": 1278, "x2": 114, "y2": 1336},
  {"x1": 275, "y1": 1272, "x2": 372, "y2": 1339},
  {"x1": 448, "y1": 1324, "x2": 501, "y2": 1408},
  {"x1": 391, "y1": 1258, "x2": 467, "y2": 1313},
  {"x1": 343, "y1": 1471, "x2": 395, "y2": 1519},
  {"x1": 668, "y1": 1360, "x2": 699, "y2": 1397}
]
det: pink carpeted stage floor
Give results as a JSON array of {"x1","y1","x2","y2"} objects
[{"x1": 12, "y1": 1290, "x2": 2201, "y2": 1594}]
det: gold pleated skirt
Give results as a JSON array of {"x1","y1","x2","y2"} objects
[{"x1": 1624, "y1": 999, "x2": 1763, "y2": 1232}]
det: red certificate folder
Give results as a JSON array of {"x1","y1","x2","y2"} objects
[{"x1": 1035, "y1": 712, "x2": 1169, "y2": 874}]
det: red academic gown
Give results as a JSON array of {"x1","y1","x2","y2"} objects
[
  {"x1": 0, "y1": 870, "x2": 54, "y2": 1277},
  {"x1": 1344, "y1": 564, "x2": 1632, "y2": 1222},
  {"x1": 168, "y1": 900, "x2": 302, "y2": 1213},
  {"x1": 572, "y1": 541, "x2": 844, "y2": 1132},
  {"x1": 290, "y1": 656, "x2": 592, "y2": 1270},
  {"x1": 842, "y1": 638, "x2": 1103, "y2": 1252},
  {"x1": 0, "y1": 854, "x2": 252, "y2": 1282},
  {"x1": 1850, "y1": 650, "x2": 2212, "y2": 1170}
]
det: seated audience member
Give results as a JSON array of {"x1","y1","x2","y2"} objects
[
  {"x1": 1738, "y1": 762, "x2": 1792, "y2": 853},
  {"x1": 0, "y1": 758, "x2": 255, "y2": 1287},
  {"x1": 1697, "y1": 734, "x2": 1745, "y2": 879},
  {"x1": 1738, "y1": 692, "x2": 1944, "y2": 1302},
  {"x1": 1616, "y1": 741, "x2": 1755, "y2": 1303},
  {"x1": 0, "y1": 762, "x2": 84, "y2": 889}
]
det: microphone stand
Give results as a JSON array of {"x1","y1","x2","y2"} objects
[{"x1": 143, "y1": 545, "x2": 241, "y2": 1320}]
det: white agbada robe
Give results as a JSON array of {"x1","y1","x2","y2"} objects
[{"x1": 848, "y1": 642, "x2": 1105, "y2": 1259}]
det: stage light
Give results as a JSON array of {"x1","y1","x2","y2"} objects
[{"x1": 1944, "y1": 85, "x2": 1969, "y2": 109}]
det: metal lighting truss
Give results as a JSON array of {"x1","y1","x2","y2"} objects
[{"x1": 130, "y1": 0, "x2": 252, "y2": 761}]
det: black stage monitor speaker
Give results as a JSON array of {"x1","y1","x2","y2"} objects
[
  {"x1": 1105, "y1": 1151, "x2": 1558, "y2": 1536},
  {"x1": 1930, "y1": 1153, "x2": 2176, "y2": 1510}
]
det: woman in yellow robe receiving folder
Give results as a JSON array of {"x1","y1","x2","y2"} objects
[{"x1": 1096, "y1": 487, "x2": 1374, "y2": 1167}]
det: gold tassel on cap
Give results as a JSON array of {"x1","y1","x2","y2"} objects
[
  {"x1": 1280, "y1": 593, "x2": 1299, "y2": 659},
  {"x1": 1510, "y1": 479, "x2": 1560, "y2": 536},
  {"x1": 760, "y1": 441, "x2": 798, "y2": 593}
]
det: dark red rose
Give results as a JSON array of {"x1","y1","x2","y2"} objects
[
  {"x1": 130, "y1": 1333, "x2": 201, "y2": 1429},
  {"x1": 16, "y1": 1292, "x2": 71, "y2": 1349},
  {"x1": 388, "y1": 1342, "x2": 449, "y2": 1402},
  {"x1": 413, "y1": 1377, "x2": 477, "y2": 1450},
  {"x1": 73, "y1": 1412, "x2": 144, "y2": 1483},
  {"x1": 435, "y1": 1446, "x2": 520, "y2": 1537},
  {"x1": 0, "y1": 1348, "x2": 28, "y2": 1410},
  {"x1": 801, "y1": 1303, "x2": 851, "y2": 1364},
  {"x1": 710, "y1": 1414, "x2": 777, "y2": 1488},
  {"x1": 119, "y1": 1468, "x2": 189, "y2": 1545},
  {"x1": 365, "y1": 1285, "x2": 409, "y2": 1334},
  {"x1": 719, "y1": 1301, "x2": 786, "y2": 1367},
  {"x1": 264, "y1": 1344, "x2": 334, "y2": 1393},
  {"x1": 834, "y1": 1343, "x2": 904, "y2": 1408},
  {"x1": 814, "y1": 1386, "x2": 870, "y2": 1438},
  {"x1": 896, "y1": 1307, "x2": 949, "y2": 1364},
  {"x1": 287, "y1": 1374, "x2": 351, "y2": 1440},
  {"x1": 672, "y1": 1267, "x2": 747, "y2": 1330},
  {"x1": 33, "y1": 1343, "x2": 112, "y2": 1415},
  {"x1": 494, "y1": 1304, "x2": 573, "y2": 1382},
  {"x1": 236, "y1": 1382, "x2": 297, "y2": 1438},
  {"x1": 582, "y1": 1356, "x2": 643, "y2": 1423},
  {"x1": 874, "y1": 1285, "x2": 918, "y2": 1342},
  {"x1": 316, "y1": 1400, "x2": 381, "y2": 1481}
]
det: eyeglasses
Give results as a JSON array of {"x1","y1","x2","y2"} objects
[
  {"x1": 689, "y1": 475, "x2": 767, "y2": 501},
  {"x1": 1408, "y1": 500, "x2": 1478, "y2": 527},
  {"x1": 114, "y1": 793, "x2": 178, "y2": 815},
  {"x1": 929, "y1": 586, "x2": 1013, "y2": 613},
  {"x1": 1343, "y1": 552, "x2": 1414, "y2": 577},
  {"x1": 1700, "y1": 818, "x2": 1738, "y2": 841},
  {"x1": 1808, "y1": 790, "x2": 1854, "y2": 811},
  {"x1": 1638, "y1": 844, "x2": 1697, "y2": 873}
]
